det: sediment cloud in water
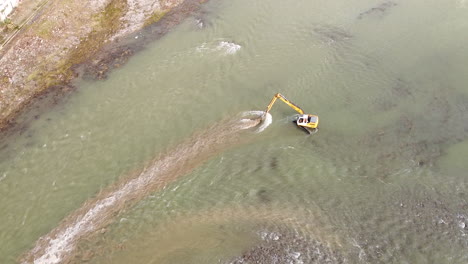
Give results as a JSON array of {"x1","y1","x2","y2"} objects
[
  {"x1": 21, "y1": 112, "x2": 266, "y2": 264},
  {"x1": 79, "y1": 205, "x2": 346, "y2": 263}
]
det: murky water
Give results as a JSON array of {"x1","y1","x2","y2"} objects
[{"x1": 1, "y1": 0, "x2": 468, "y2": 263}]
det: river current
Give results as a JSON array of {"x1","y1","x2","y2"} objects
[{"x1": 1, "y1": 0, "x2": 468, "y2": 263}]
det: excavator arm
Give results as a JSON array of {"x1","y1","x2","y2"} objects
[{"x1": 265, "y1": 93, "x2": 305, "y2": 115}]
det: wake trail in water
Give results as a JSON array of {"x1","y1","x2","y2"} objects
[
  {"x1": 242, "y1": 110, "x2": 272, "y2": 133},
  {"x1": 21, "y1": 112, "x2": 272, "y2": 264}
]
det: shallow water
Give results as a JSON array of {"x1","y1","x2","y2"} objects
[{"x1": 1, "y1": 0, "x2": 468, "y2": 263}]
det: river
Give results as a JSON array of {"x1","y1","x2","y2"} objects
[{"x1": 1, "y1": 0, "x2": 468, "y2": 263}]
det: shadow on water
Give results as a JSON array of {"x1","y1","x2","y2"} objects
[{"x1": 357, "y1": 1, "x2": 398, "y2": 20}]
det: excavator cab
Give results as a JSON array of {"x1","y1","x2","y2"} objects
[{"x1": 264, "y1": 93, "x2": 319, "y2": 134}]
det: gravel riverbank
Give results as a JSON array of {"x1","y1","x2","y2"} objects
[{"x1": 0, "y1": 0, "x2": 204, "y2": 133}]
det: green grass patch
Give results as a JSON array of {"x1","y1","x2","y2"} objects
[
  {"x1": 29, "y1": 0, "x2": 128, "y2": 90},
  {"x1": 144, "y1": 10, "x2": 169, "y2": 27},
  {"x1": 36, "y1": 20, "x2": 54, "y2": 39}
]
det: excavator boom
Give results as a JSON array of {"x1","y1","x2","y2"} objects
[{"x1": 265, "y1": 93, "x2": 304, "y2": 115}]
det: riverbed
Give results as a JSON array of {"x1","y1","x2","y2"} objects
[{"x1": 1, "y1": 0, "x2": 468, "y2": 263}]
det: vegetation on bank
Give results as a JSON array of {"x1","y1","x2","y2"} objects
[
  {"x1": 27, "y1": 0, "x2": 128, "y2": 89},
  {"x1": 0, "y1": 0, "x2": 181, "y2": 132},
  {"x1": 144, "y1": 10, "x2": 169, "y2": 27}
]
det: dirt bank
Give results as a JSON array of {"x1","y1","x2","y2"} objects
[{"x1": 0, "y1": 0, "x2": 205, "y2": 133}]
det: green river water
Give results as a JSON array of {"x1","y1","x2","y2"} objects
[{"x1": 1, "y1": 0, "x2": 468, "y2": 263}]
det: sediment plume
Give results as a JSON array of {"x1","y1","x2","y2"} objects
[
  {"x1": 86, "y1": 205, "x2": 346, "y2": 263},
  {"x1": 21, "y1": 112, "x2": 270, "y2": 264}
]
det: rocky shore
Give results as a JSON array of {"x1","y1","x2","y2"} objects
[{"x1": 0, "y1": 0, "x2": 204, "y2": 133}]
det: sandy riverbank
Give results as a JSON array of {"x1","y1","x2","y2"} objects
[{"x1": 0, "y1": 0, "x2": 205, "y2": 133}]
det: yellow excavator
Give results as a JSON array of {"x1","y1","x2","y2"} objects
[{"x1": 264, "y1": 93, "x2": 319, "y2": 134}]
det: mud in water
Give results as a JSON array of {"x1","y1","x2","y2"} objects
[
  {"x1": 0, "y1": 82, "x2": 77, "y2": 154},
  {"x1": 312, "y1": 25, "x2": 352, "y2": 44},
  {"x1": 20, "y1": 113, "x2": 263, "y2": 264},
  {"x1": 357, "y1": 1, "x2": 397, "y2": 20},
  {"x1": 74, "y1": 205, "x2": 347, "y2": 264},
  {"x1": 228, "y1": 231, "x2": 346, "y2": 264}
]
